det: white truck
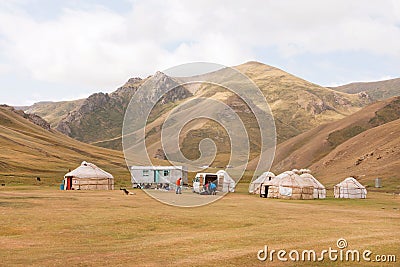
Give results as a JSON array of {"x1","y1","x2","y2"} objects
[{"x1": 192, "y1": 171, "x2": 236, "y2": 194}]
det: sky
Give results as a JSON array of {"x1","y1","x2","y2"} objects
[{"x1": 0, "y1": 0, "x2": 399, "y2": 106}]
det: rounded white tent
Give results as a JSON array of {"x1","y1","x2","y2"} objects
[
  {"x1": 300, "y1": 173, "x2": 326, "y2": 199},
  {"x1": 64, "y1": 161, "x2": 114, "y2": 190},
  {"x1": 216, "y1": 170, "x2": 236, "y2": 192},
  {"x1": 249, "y1": 172, "x2": 275, "y2": 194},
  {"x1": 334, "y1": 177, "x2": 367, "y2": 199},
  {"x1": 265, "y1": 171, "x2": 314, "y2": 200}
]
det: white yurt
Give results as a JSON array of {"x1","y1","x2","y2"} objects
[
  {"x1": 334, "y1": 177, "x2": 367, "y2": 199},
  {"x1": 266, "y1": 171, "x2": 314, "y2": 200},
  {"x1": 216, "y1": 170, "x2": 236, "y2": 192},
  {"x1": 63, "y1": 161, "x2": 114, "y2": 190},
  {"x1": 300, "y1": 173, "x2": 326, "y2": 199},
  {"x1": 249, "y1": 172, "x2": 275, "y2": 194}
]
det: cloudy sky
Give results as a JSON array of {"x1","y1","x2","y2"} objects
[{"x1": 0, "y1": 0, "x2": 399, "y2": 106}]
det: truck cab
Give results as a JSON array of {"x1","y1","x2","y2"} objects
[{"x1": 192, "y1": 173, "x2": 218, "y2": 193}]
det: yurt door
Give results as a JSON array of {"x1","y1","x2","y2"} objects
[
  {"x1": 66, "y1": 177, "x2": 72, "y2": 190},
  {"x1": 260, "y1": 185, "x2": 269, "y2": 198},
  {"x1": 154, "y1": 171, "x2": 159, "y2": 183}
]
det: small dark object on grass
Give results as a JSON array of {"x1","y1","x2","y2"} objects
[
  {"x1": 36, "y1": 177, "x2": 41, "y2": 182},
  {"x1": 1, "y1": 183, "x2": 5, "y2": 186},
  {"x1": 120, "y1": 188, "x2": 135, "y2": 195}
]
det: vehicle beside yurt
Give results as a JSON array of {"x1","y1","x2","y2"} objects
[
  {"x1": 265, "y1": 171, "x2": 314, "y2": 200},
  {"x1": 300, "y1": 173, "x2": 326, "y2": 199},
  {"x1": 216, "y1": 170, "x2": 236, "y2": 192},
  {"x1": 63, "y1": 161, "x2": 114, "y2": 190},
  {"x1": 334, "y1": 177, "x2": 367, "y2": 199},
  {"x1": 249, "y1": 172, "x2": 275, "y2": 194}
]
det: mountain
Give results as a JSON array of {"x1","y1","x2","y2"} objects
[
  {"x1": 268, "y1": 96, "x2": 400, "y2": 189},
  {"x1": 24, "y1": 100, "x2": 85, "y2": 128},
  {"x1": 0, "y1": 105, "x2": 136, "y2": 185},
  {"x1": 235, "y1": 62, "x2": 369, "y2": 141},
  {"x1": 310, "y1": 118, "x2": 400, "y2": 189},
  {"x1": 55, "y1": 75, "x2": 192, "y2": 150},
  {"x1": 330, "y1": 77, "x2": 400, "y2": 101},
  {"x1": 116, "y1": 61, "x2": 372, "y2": 168},
  {"x1": 5, "y1": 105, "x2": 51, "y2": 131},
  {"x1": 22, "y1": 62, "x2": 371, "y2": 167}
]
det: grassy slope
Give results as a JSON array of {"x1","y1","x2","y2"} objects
[
  {"x1": 24, "y1": 100, "x2": 84, "y2": 128},
  {"x1": 269, "y1": 97, "x2": 400, "y2": 172},
  {"x1": 141, "y1": 61, "x2": 370, "y2": 167},
  {"x1": 311, "y1": 118, "x2": 400, "y2": 189},
  {"x1": 330, "y1": 77, "x2": 400, "y2": 100},
  {"x1": 0, "y1": 106, "x2": 132, "y2": 186},
  {"x1": 22, "y1": 62, "x2": 369, "y2": 156},
  {"x1": 0, "y1": 186, "x2": 399, "y2": 266},
  {"x1": 235, "y1": 61, "x2": 368, "y2": 141}
]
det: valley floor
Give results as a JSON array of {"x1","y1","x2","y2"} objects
[{"x1": 0, "y1": 184, "x2": 399, "y2": 266}]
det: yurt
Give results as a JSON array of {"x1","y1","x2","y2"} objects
[
  {"x1": 300, "y1": 173, "x2": 326, "y2": 199},
  {"x1": 249, "y1": 172, "x2": 275, "y2": 194},
  {"x1": 334, "y1": 177, "x2": 367, "y2": 199},
  {"x1": 216, "y1": 170, "x2": 236, "y2": 192},
  {"x1": 63, "y1": 161, "x2": 114, "y2": 190},
  {"x1": 266, "y1": 171, "x2": 314, "y2": 200}
]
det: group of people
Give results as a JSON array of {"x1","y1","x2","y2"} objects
[
  {"x1": 175, "y1": 177, "x2": 217, "y2": 195},
  {"x1": 202, "y1": 180, "x2": 217, "y2": 195}
]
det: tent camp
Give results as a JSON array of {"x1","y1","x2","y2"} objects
[
  {"x1": 216, "y1": 170, "x2": 236, "y2": 192},
  {"x1": 334, "y1": 177, "x2": 367, "y2": 199},
  {"x1": 300, "y1": 173, "x2": 326, "y2": 199},
  {"x1": 63, "y1": 161, "x2": 114, "y2": 190},
  {"x1": 263, "y1": 171, "x2": 314, "y2": 200},
  {"x1": 248, "y1": 172, "x2": 275, "y2": 194}
]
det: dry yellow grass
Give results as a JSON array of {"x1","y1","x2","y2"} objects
[
  {"x1": 0, "y1": 106, "x2": 166, "y2": 188},
  {"x1": 1, "y1": 184, "x2": 399, "y2": 267}
]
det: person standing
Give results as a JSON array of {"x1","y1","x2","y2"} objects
[
  {"x1": 204, "y1": 181, "x2": 210, "y2": 194},
  {"x1": 176, "y1": 177, "x2": 182, "y2": 194},
  {"x1": 210, "y1": 181, "x2": 217, "y2": 195}
]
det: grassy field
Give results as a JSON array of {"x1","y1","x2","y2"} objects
[{"x1": 1, "y1": 183, "x2": 399, "y2": 266}]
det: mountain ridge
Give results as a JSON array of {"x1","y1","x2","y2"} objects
[
  {"x1": 330, "y1": 77, "x2": 400, "y2": 101},
  {"x1": 21, "y1": 62, "x2": 371, "y2": 164}
]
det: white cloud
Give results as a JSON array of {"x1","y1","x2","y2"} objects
[{"x1": 0, "y1": 0, "x2": 399, "y2": 97}]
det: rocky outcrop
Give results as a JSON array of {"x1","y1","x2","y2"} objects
[
  {"x1": 55, "y1": 73, "x2": 192, "y2": 145},
  {"x1": 25, "y1": 113, "x2": 51, "y2": 131},
  {"x1": 1, "y1": 105, "x2": 51, "y2": 131}
]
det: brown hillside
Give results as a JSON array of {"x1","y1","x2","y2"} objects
[
  {"x1": 22, "y1": 62, "x2": 370, "y2": 155},
  {"x1": 139, "y1": 61, "x2": 370, "y2": 167},
  {"x1": 0, "y1": 106, "x2": 139, "y2": 186},
  {"x1": 311, "y1": 118, "x2": 400, "y2": 190},
  {"x1": 270, "y1": 96, "x2": 400, "y2": 174},
  {"x1": 331, "y1": 77, "x2": 400, "y2": 100},
  {"x1": 24, "y1": 100, "x2": 85, "y2": 128}
]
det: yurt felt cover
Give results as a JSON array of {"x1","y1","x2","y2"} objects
[
  {"x1": 334, "y1": 177, "x2": 367, "y2": 199},
  {"x1": 249, "y1": 172, "x2": 275, "y2": 194},
  {"x1": 267, "y1": 171, "x2": 314, "y2": 200},
  {"x1": 300, "y1": 173, "x2": 326, "y2": 199},
  {"x1": 216, "y1": 170, "x2": 236, "y2": 192},
  {"x1": 65, "y1": 161, "x2": 114, "y2": 179}
]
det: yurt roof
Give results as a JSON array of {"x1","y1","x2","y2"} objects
[
  {"x1": 65, "y1": 161, "x2": 114, "y2": 179},
  {"x1": 335, "y1": 177, "x2": 365, "y2": 189},
  {"x1": 216, "y1": 170, "x2": 236, "y2": 183},
  {"x1": 261, "y1": 171, "x2": 275, "y2": 177},
  {"x1": 252, "y1": 172, "x2": 275, "y2": 184},
  {"x1": 274, "y1": 171, "x2": 314, "y2": 188},
  {"x1": 300, "y1": 173, "x2": 325, "y2": 189},
  {"x1": 275, "y1": 171, "x2": 294, "y2": 179}
]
